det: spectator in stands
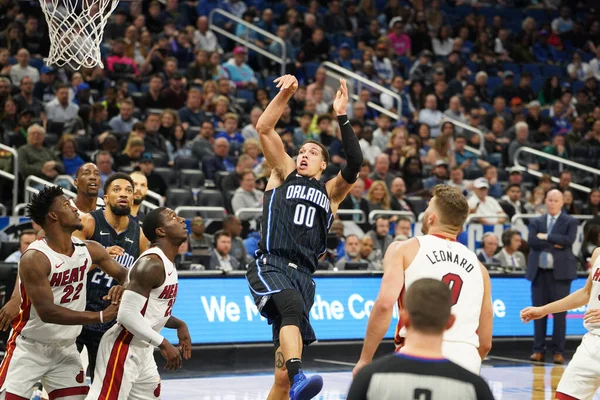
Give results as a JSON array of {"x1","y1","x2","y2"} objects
[
  {"x1": 370, "y1": 153, "x2": 395, "y2": 188},
  {"x1": 136, "y1": 153, "x2": 167, "y2": 196},
  {"x1": 582, "y1": 189, "x2": 600, "y2": 216},
  {"x1": 359, "y1": 235, "x2": 381, "y2": 271},
  {"x1": 18, "y1": 124, "x2": 64, "y2": 180},
  {"x1": 334, "y1": 234, "x2": 369, "y2": 271},
  {"x1": 423, "y1": 160, "x2": 448, "y2": 190},
  {"x1": 298, "y1": 27, "x2": 330, "y2": 63},
  {"x1": 4, "y1": 229, "x2": 36, "y2": 263},
  {"x1": 367, "y1": 216, "x2": 392, "y2": 261},
  {"x1": 210, "y1": 231, "x2": 240, "y2": 271},
  {"x1": 357, "y1": 127, "x2": 380, "y2": 167},
  {"x1": 339, "y1": 178, "x2": 370, "y2": 223},
  {"x1": 222, "y1": 215, "x2": 248, "y2": 266},
  {"x1": 45, "y1": 84, "x2": 79, "y2": 124},
  {"x1": 189, "y1": 216, "x2": 213, "y2": 250},
  {"x1": 223, "y1": 47, "x2": 257, "y2": 90},
  {"x1": 514, "y1": 73, "x2": 536, "y2": 105},
  {"x1": 418, "y1": 95, "x2": 443, "y2": 137},
  {"x1": 178, "y1": 88, "x2": 205, "y2": 129},
  {"x1": 158, "y1": 109, "x2": 178, "y2": 139},
  {"x1": 166, "y1": 124, "x2": 191, "y2": 164},
  {"x1": 241, "y1": 108, "x2": 262, "y2": 141},
  {"x1": 483, "y1": 166, "x2": 503, "y2": 199},
  {"x1": 106, "y1": 39, "x2": 138, "y2": 79},
  {"x1": 194, "y1": 16, "x2": 221, "y2": 53},
  {"x1": 395, "y1": 216, "x2": 412, "y2": 238},
  {"x1": 366, "y1": 180, "x2": 391, "y2": 211},
  {"x1": 231, "y1": 170, "x2": 262, "y2": 218},
  {"x1": 387, "y1": 17, "x2": 411, "y2": 58},
  {"x1": 141, "y1": 75, "x2": 166, "y2": 111},
  {"x1": 95, "y1": 150, "x2": 114, "y2": 197},
  {"x1": 454, "y1": 135, "x2": 486, "y2": 171},
  {"x1": 525, "y1": 186, "x2": 547, "y2": 215},
  {"x1": 447, "y1": 166, "x2": 472, "y2": 198},
  {"x1": 108, "y1": 99, "x2": 138, "y2": 134},
  {"x1": 562, "y1": 189, "x2": 580, "y2": 215},
  {"x1": 540, "y1": 76, "x2": 561, "y2": 106},
  {"x1": 306, "y1": 67, "x2": 334, "y2": 104},
  {"x1": 186, "y1": 119, "x2": 214, "y2": 162},
  {"x1": 221, "y1": 154, "x2": 254, "y2": 192},
  {"x1": 57, "y1": 135, "x2": 85, "y2": 177},
  {"x1": 389, "y1": 177, "x2": 414, "y2": 214},
  {"x1": 161, "y1": 73, "x2": 187, "y2": 110},
  {"x1": 500, "y1": 184, "x2": 527, "y2": 221},
  {"x1": 372, "y1": 115, "x2": 393, "y2": 152},
  {"x1": 293, "y1": 112, "x2": 317, "y2": 148},
  {"x1": 5, "y1": 109, "x2": 31, "y2": 148},
  {"x1": 203, "y1": 137, "x2": 235, "y2": 180},
  {"x1": 242, "y1": 138, "x2": 264, "y2": 171},
  {"x1": 475, "y1": 233, "x2": 501, "y2": 268},
  {"x1": 9, "y1": 48, "x2": 39, "y2": 87},
  {"x1": 579, "y1": 120, "x2": 600, "y2": 148},
  {"x1": 13, "y1": 76, "x2": 42, "y2": 118},
  {"x1": 170, "y1": 31, "x2": 194, "y2": 69},
  {"x1": 498, "y1": 229, "x2": 526, "y2": 269},
  {"x1": 432, "y1": 25, "x2": 454, "y2": 57},
  {"x1": 372, "y1": 43, "x2": 393, "y2": 85},
  {"x1": 115, "y1": 136, "x2": 145, "y2": 170},
  {"x1": 551, "y1": 6, "x2": 573, "y2": 35},
  {"x1": 216, "y1": 113, "x2": 244, "y2": 148},
  {"x1": 32, "y1": 66, "x2": 57, "y2": 103},
  {"x1": 425, "y1": 134, "x2": 455, "y2": 168},
  {"x1": 485, "y1": 97, "x2": 512, "y2": 130},
  {"x1": 142, "y1": 113, "x2": 168, "y2": 159},
  {"x1": 468, "y1": 177, "x2": 506, "y2": 225}
]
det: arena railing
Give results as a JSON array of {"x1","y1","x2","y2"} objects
[
  {"x1": 368, "y1": 210, "x2": 415, "y2": 224},
  {"x1": 441, "y1": 116, "x2": 485, "y2": 154},
  {"x1": 511, "y1": 213, "x2": 594, "y2": 225},
  {"x1": 144, "y1": 190, "x2": 165, "y2": 208},
  {"x1": 234, "y1": 207, "x2": 262, "y2": 220},
  {"x1": 0, "y1": 144, "x2": 19, "y2": 214},
  {"x1": 336, "y1": 210, "x2": 366, "y2": 223},
  {"x1": 174, "y1": 206, "x2": 227, "y2": 220},
  {"x1": 513, "y1": 147, "x2": 597, "y2": 194},
  {"x1": 320, "y1": 61, "x2": 402, "y2": 121},
  {"x1": 465, "y1": 213, "x2": 509, "y2": 225},
  {"x1": 208, "y1": 8, "x2": 287, "y2": 75}
]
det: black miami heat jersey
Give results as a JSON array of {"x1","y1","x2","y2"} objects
[
  {"x1": 258, "y1": 171, "x2": 333, "y2": 273},
  {"x1": 85, "y1": 209, "x2": 140, "y2": 333}
]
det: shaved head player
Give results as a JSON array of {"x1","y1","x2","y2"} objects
[
  {"x1": 246, "y1": 75, "x2": 363, "y2": 400},
  {"x1": 354, "y1": 185, "x2": 493, "y2": 376}
]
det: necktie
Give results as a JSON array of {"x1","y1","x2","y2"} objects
[
  {"x1": 541, "y1": 216, "x2": 556, "y2": 269},
  {"x1": 511, "y1": 255, "x2": 516, "y2": 267}
]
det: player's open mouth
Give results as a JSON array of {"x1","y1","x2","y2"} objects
[
  {"x1": 118, "y1": 200, "x2": 129, "y2": 206},
  {"x1": 300, "y1": 160, "x2": 308, "y2": 168},
  {"x1": 89, "y1": 183, "x2": 97, "y2": 189}
]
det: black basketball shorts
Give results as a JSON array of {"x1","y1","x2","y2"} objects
[{"x1": 246, "y1": 254, "x2": 316, "y2": 347}]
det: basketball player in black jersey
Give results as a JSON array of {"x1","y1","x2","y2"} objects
[
  {"x1": 73, "y1": 172, "x2": 150, "y2": 381},
  {"x1": 130, "y1": 171, "x2": 148, "y2": 223},
  {"x1": 71, "y1": 163, "x2": 105, "y2": 215},
  {"x1": 246, "y1": 76, "x2": 363, "y2": 400}
]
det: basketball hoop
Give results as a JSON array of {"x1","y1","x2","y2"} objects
[{"x1": 39, "y1": 0, "x2": 120, "y2": 70}]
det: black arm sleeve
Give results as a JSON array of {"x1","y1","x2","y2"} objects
[{"x1": 338, "y1": 115, "x2": 363, "y2": 184}]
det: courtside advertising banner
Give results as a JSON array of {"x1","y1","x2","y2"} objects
[{"x1": 161, "y1": 276, "x2": 588, "y2": 345}]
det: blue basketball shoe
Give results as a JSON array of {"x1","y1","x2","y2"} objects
[{"x1": 289, "y1": 370, "x2": 323, "y2": 400}]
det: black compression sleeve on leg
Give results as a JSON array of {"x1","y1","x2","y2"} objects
[
  {"x1": 272, "y1": 290, "x2": 303, "y2": 328},
  {"x1": 338, "y1": 115, "x2": 363, "y2": 184}
]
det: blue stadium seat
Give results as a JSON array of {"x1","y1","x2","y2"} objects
[
  {"x1": 502, "y1": 62, "x2": 520, "y2": 75},
  {"x1": 8, "y1": 57, "x2": 16, "y2": 65},
  {"x1": 304, "y1": 62, "x2": 320, "y2": 81},
  {"x1": 29, "y1": 58, "x2": 44, "y2": 71},
  {"x1": 522, "y1": 64, "x2": 541, "y2": 76},
  {"x1": 236, "y1": 89, "x2": 255, "y2": 103},
  {"x1": 486, "y1": 76, "x2": 502, "y2": 93},
  {"x1": 541, "y1": 64, "x2": 564, "y2": 78},
  {"x1": 530, "y1": 77, "x2": 543, "y2": 93},
  {"x1": 572, "y1": 80, "x2": 585, "y2": 94},
  {"x1": 541, "y1": 109, "x2": 550, "y2": 118}
]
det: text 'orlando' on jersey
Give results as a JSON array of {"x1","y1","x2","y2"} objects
[
  {"x1": 85, "y1": 209, "x2": 140, "y2": 333},
  {"x1": 258, "y1": 171, "x2": 333, "y2": 273}
]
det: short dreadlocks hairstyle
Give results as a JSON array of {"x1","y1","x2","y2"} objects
[
  {"x1": 26, "y1": 186, "x2": 65, "y2": 227},
  {"x1": 142, "y1": 207, "x2": 167, "y2": 243}
]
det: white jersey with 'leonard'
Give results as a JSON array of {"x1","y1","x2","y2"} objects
[
  {"x1": 396, "y1": 235, "x2": 484, "y2": 348},
  {"x1": 129, "y1": 247, "x2": 178, "y2": 346},
  {"x1": 584, "y1": 257, "x2": 600, "y2": 335},
  {"x1": 16, "y1": 237, "x2": 92, "y2": 344}
]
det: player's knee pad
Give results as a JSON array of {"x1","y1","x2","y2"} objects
[{"x1": 272, "y1": 290, "x2": 303, "y2": 328}]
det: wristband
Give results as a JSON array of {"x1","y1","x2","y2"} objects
[{"x1": 100, "y1": 311, "x2": 104, "y2": 323}]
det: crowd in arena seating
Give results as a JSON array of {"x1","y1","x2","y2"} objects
[{"x1": 0, "y1": 0, "x2": 599, "y2": 270}]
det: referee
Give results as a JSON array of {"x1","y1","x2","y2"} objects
[{"x1": 348, "y1": 279, "x2": 494, "y2": 400}]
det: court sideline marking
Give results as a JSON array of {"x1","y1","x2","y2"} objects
[{"x1": 315, "y1": 356, "x2": 559, "y2": 368}]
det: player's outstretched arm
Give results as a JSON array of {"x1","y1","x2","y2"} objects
[
  {"x1": 19, "y1": 250, "x2": 112, "y2": 325},
  {"x1": 521, "y1": 247, "x2": 600, "y2": 323},
  {"x1": 354, "y1": 240, "x2": 408, "y2": 377},
  {"x1": 165, "y1": 316, "x2": 192, "y2": 360},
  {"x1": 326, "y1": 79, "x2": 364, "y2": 213},
  {"x1": 118, "y1": 254, "x2": 182, "y2": 371},
  {"x1": 477, "y1": 263, "x2": 493, "y2": 360},
  {"x1": 256, "y1": 75, "x2": 297, "y2": 180}
]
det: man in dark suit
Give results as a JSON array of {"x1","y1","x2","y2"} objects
[
  {"x1": 339, "y1": 178, "x2": 370, "y2": 225},
  {"x1": 527, "y1": 189, "x2": 578, "y2": 364}
]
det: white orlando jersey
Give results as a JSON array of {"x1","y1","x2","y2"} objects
[
  {"x1": 129, "y1": 247, "x2": 178, "y2": 347},
  {"x1": 15, "y1": 237, "x2": 92, "y2": 344},
  {"x1": 585, "y1": 258, "x2": 600, "y2": 335},
  {"x1": 396, "y1": 235, "x2": 484, "y2": 348}
]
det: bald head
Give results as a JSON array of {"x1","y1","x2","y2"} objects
[{"x1": 545, "y1": 189, "x2": 564, "y2": 216}]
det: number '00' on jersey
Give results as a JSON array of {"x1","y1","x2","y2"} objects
[{"x1": 258, "y1": 171, "x2": 333, "y2": 273}]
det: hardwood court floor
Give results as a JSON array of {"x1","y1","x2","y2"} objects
[{"x1": 160, "y1": 356, "x2": 600, "y2": 400}]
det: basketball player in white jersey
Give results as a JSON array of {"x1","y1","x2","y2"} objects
[
  {"x1": 354, "y1": 185, "x2": 493, "y2": 376},
  {"x1": 86, "y1": 207, "x2": 191, "y2": 400},
  {"x1": 71, "y1": 163, "x2": 105, "y2": 215},
  {"x1": 521, "y1": 247, "x2": 600, "y2": 399},
  {"x1": 0, "y1": 186, "x2": 129, "y2": 400}
]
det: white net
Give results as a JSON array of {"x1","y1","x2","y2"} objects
[{"x1": 39, "y1": 0, "x2": 120, "y2": 70}]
